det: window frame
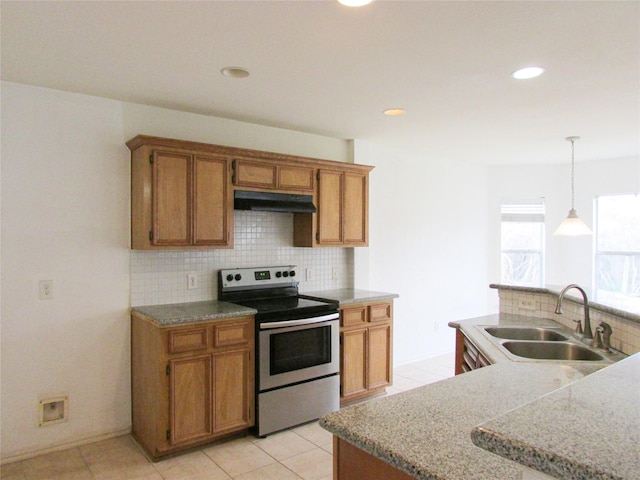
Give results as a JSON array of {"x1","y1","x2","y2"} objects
[
  {"x1": 500, "y1": 199, "x2": 546, "y2": 287},
  {"x1": 593, "y1": 193, "x2": 640, "y2": 303}
]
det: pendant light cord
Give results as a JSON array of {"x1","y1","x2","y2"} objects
[
  {"x1": 570, "y1": 138, "x2": 575, "y2": 209},
  {"x1": 566, "y1": 136, "x2": 579, "y2": 211}
]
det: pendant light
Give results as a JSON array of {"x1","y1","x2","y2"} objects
[{"x1": 553, "y1": 136, "x2": 592, "y2": 236}]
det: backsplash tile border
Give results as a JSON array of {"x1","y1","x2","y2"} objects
[{"x1": 130, "y1": 211, "x2": 353, "y2": 307}]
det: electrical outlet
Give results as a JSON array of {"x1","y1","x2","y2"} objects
[
  {"x1": 306, "y1": 268, "x2": 313, "y2": 281},
  {"x1": 187, "y1": 273, "x2": 198, "y2": 290},
  {"x1": 332, "y1": 267, "x2": 338, "y2": 280},
  {"x1": 39, "y1": 280, "x2": 53, "y2": 300},
  {"x1": 518, "y1": 298, "x2": 536, "y2": 310}
]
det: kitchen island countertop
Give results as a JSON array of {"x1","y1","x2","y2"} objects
[
  {"x1": 472, "y1": 352, "x2": 640, "y2": 480},
  {"x1": 302, "y1": 288, "x2": 399, "y2": 305},
  {"x1": 321, "y1": 313, "x2": 634, "y2": 480},
  {"x1": 131, "y1": 300, "x2": 256, "y2": 326},
  {"x1": 320, "y1": 361, "x2": 593, "y2": 480}
]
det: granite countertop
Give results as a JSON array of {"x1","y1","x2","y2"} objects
[
  {"x1": 321, "y1": 313, "x2": 630, "y2": 480},
  {"x1": 471, "y1": 353, "x2": 640, "y2": 480},
  {"x1": 131, "y1": 300, "x2": 257, "y2": 326},
  {"x1": 320, "y1": 362, "x2": 591, "y2": 480},
  {"x1": 301, "y1": 288, "x2": 399, "y2": 305},
  {"x1": 131, "y1": 289, "x2": 398, "y2": 326}
]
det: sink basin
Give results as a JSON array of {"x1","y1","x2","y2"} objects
[
  {"x1": 482, "y1": 327, "x2": 568, "y2": 341},
  {"x1": 502, "y1": 341, "x2": 605, "y2": 361}
]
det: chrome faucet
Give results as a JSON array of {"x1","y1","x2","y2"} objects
[
  {"x1": 596, "y1": 321, "x2": 612, "y2": 352},
  {"x1": 554, "y1": 284, "x2": 593, "y2": 340}
]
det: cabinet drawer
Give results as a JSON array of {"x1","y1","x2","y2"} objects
[
  {"x1": 168, "y1": 327, "x2": 209, "y2": 353},
  {"x1": 368, "y1": 303, "x2": 392, "y2": 323},
  {"x1": 213, "y1": 320, "x2": 251, "y2": 347},
  {"x1": 341, "y1": 306, "x2": 367, "y2": 327}
]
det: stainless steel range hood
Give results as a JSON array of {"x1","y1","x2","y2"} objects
[{"x1": 234, "y1": 190, "x2": 317, "y2": 214}]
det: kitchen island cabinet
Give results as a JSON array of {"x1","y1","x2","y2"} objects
[
  {"x1": 131, "y1": 303, "x2": 256, "y2": 460},
  {"x1": 454, "y1": 328, "x2": 491, "y2": 374}
]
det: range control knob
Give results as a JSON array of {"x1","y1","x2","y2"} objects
[
  {"x1": 275, "y1": 271, "x2": 282, "y2": 278},
  {"x1": 234, "y1": 274, "x2": 242, "y2": 281},
  {"x1": 226, "y1": 274, "x2": 234, "y2": 282},
  {"x1": 290, "y1": 270, "x2": 296, "y2": 277},
  {"x1": 283, "y1": 271, "x2": 289, "y2": 277}
]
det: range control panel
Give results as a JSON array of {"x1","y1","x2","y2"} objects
[{"x1": 219, "y1": 266, "x2": 297, "y2": 290}]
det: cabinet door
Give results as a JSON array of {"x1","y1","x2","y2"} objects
[
  {"x1": 341, "y1": 329, "x2": 367, "y2": 398},
  {"x1": 152, "y1": 151, "x2": 191, "y2": 245},
  {"x1": 278, "y1": 165, "x2": 315, "y2": 191},
  {"x1": 193, "y1": 155, "x2": 231, "y2": 246},
  {"x1": 213, "y1": 349, "x2": 253, "y2": 433},
  {"x1": 169, "y1": 355, "x2": 212, "y2": 445},
  {"x1": 368, "y1": 324, "x2": 392, "y2": 390},
  {"x1": 233, "y1": 159, "x2": 277, "y2": 188},
  {"x1": 317, "y1": 170, "x2": 343, "y2": 244},
  {"x1": 343, "y1": 172, "x2": 368, "y2": 245}
]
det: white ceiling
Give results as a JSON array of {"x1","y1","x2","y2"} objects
[{"x1": 1, "y1": 0, "x2": 638, "y2": 165}]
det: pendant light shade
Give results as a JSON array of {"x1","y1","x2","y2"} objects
[
  {"x1": 554, "y1": 208, "x2": 593, "y2": 235},
  {"x1": 553, "y1": 136, "x2": 592, "y2": 236}
]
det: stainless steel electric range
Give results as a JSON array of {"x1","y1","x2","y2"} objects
[{"x1": 218, "y1": 265, "x2": 340, "y2": 437}]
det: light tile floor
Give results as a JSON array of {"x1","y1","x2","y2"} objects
[{"x1": 1, "y1": 352, "x2": 455, "y2": 480}]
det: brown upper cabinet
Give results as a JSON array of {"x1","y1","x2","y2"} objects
[
  {"x1": 128, "y1": 135, "x2": 373, "y2": 250},
  {"x1": 129, "y1": 136, "x2": 233, "y2": 249},
  {"x1": 232, "y1": 158, "x2": 315, "y2": 192},
  {"x1": 294, "y1": 167, "x2": 371, "y2": 247}
]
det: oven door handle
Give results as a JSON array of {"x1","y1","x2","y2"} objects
[{"x1": 259, "y1": 313, "x2": 339, "y2": 329}]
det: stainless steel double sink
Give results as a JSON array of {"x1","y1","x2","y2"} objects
[{"x1": 477, "y1": 326, "x2": 607, "y2": 362}]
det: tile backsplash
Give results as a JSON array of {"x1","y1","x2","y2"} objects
[
  {"x1": 498, "y1": 290, "x2": 640, "y2": 355},
  {"x1": 130, "y1": 211, "x2": 353, "y2": 306}
]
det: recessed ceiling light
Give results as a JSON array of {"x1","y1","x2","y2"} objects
[
  {"x1": 384, "y1": 108, "x2": 406, "y2": 116},
  {"x1": 221, "y1": 67, "x2": 250, "y2": 78},
  {"x1": 511, "y1": 66, "x2": 545, "y2": 80},
  {"x1": 338, "y1": 0, "x2": 373, "y2": 6}
]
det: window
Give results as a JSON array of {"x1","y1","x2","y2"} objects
[
  {"x1": 594, "y1": 193, "x2": 640, "y2": 309},
  {"x1": 500, "y1": 200, "x2": 545, "y2": 286}
]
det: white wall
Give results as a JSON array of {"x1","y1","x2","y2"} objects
[
  {"x1": 487, "y1": 156, "x2": 640, "y2": 301},
  {"x1": 357, "y1": 142, "x2": 492, "y2": 366},
  {"x1": 1, "y1": 83, "x2": 131, "y2": 461},
  {"x1": 0, "y1": 82, "x2": 351, "y2": 461}
]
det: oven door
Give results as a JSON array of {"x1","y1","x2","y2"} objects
[{"x1": 259, "y1": 313, "x2": 339, "y2": 392}]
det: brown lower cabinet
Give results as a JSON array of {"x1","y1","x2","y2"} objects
[
  {"x1": 340, "y1": 301, "x2": 393, "y2": 404},
  {"x1": 454, "y1": 329, "x2": 491, "y2": 375},
  {"x1": 131, "y1": 314, "x2": 254, "y2": 460},
  {"x1": 333, "y1": 437, "x2": 413, "y2": 480}
]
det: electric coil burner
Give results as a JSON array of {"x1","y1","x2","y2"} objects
[{"x1": 218, "y1": 266, "x2": 340, "y2": 437}]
